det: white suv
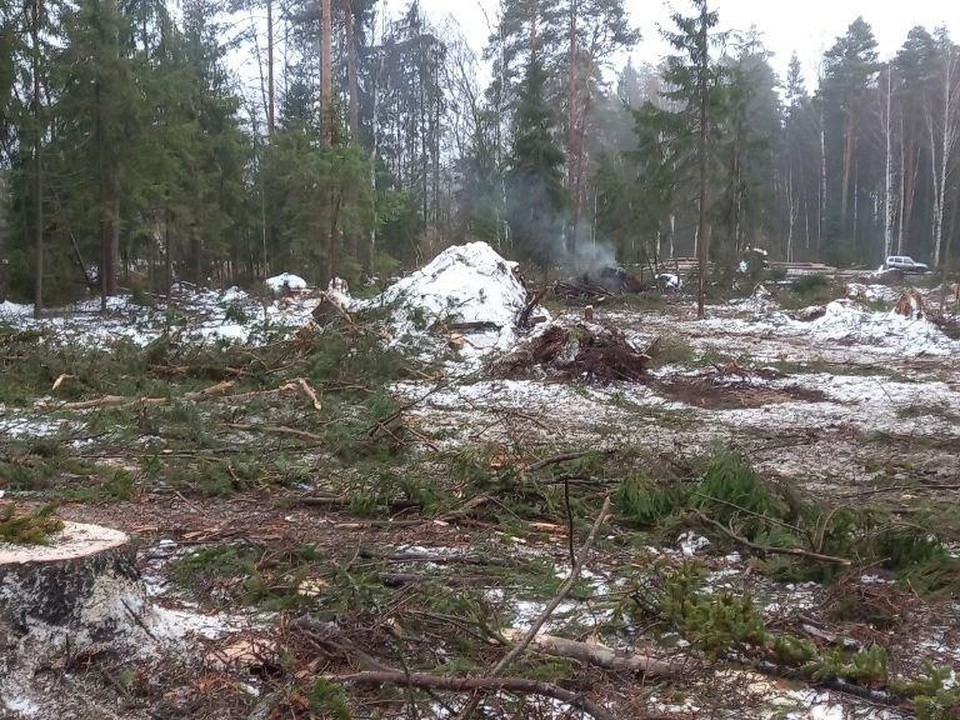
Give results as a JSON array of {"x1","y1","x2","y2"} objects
[{"x1": 885, "y1": 256, "x2": 929, "y2": 273}]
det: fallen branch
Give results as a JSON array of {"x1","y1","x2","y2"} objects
[
  {"x1": 692, "y1": 509, "x2": 851, "y2": 566},
  {"x1": 223, "y1": 423, "x2": 325, "y2": 443},
  {"x1": 53, "y1": 381, "x2": 235, "y2": 411},
  {"x1": 499, "y1": 629, "x2": 685, "y2": 679},
  {"x1": 339, "y1": 670, "x2": 616, "y2": 720},
  {"x1": 457, "y1": 496, "x2": 612, "y2": 720},
  {"x1": 493, "y1": 495, "x2": 613, "y2": 675}
]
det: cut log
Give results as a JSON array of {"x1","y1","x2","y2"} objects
[{"x1": 500, "y1": 629, "x2": 685, "y2": 678}]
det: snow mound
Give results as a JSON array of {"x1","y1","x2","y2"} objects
[
  {"x1": 845, "y1": 283, "x2": 899, "y2": 304},
  {"x1": 806, "y1": 300, "x2": 958, "y2": 356},
  {"x1": 354, "y1": 242, "x2": 531, "y2": 356},
  {"x1": 265, "y1": 272, "x2": 307, "y2": 294}
]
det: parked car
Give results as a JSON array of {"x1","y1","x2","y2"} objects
[{"x1": 884, "y1": 255, "x2": 929, "y2": 273}]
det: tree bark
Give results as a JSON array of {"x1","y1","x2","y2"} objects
[
  {"x1": 696, "y1": 1, "x2": 710, "y2": 320},
  {"x1": 343, "y1": 0, "x2": 358, "y2": 140},
  {"x1": 267, "y1": 0, "x2": 275, "y2": 134},
  {"x1": 320, "y1": 0, "x2": 332, "y2": 147},
  {"x1": 565, "y1": 0, "x2": 579, "y2": 255},
  {"x1": 818, "y1": 106, "x2": 826, "y2": 251},
  {"x1": 31, "y1": 0, "x2": 43, "y2": 317},
  {"x1": 883, "y1": 67, "x2": 894, "y2": 262},
  {"x1": 98, "y1": 0, "x2": 120, "y2": 307},
  {"x1": 931, "y1": 50, "x2": 957, "y2": 268}
]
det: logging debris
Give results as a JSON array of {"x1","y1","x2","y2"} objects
[{"x1": 490, "y1": 320, "x2": 651, "y2": 383}]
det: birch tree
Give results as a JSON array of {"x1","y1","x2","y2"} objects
[{"x1": 925, "y1": 29, "x2": 960, "y2": 268}]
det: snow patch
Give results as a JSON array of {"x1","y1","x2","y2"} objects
[{"x1": 265, "y1": 272, "x2": 307, "y2": 293}]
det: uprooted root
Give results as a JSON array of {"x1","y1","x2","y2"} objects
[{"x1": 491, "y1": 323, "x2": 650, "y2": 383}]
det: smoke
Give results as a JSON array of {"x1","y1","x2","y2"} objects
[{"x1": 506, "y1": 174, "x2": 620, "y2": 279}]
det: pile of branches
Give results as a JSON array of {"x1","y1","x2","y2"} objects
[
  {"x1": 491, "y1": 322, "x2": 650, "y2": 383},
  {"x1": 552, "y1": 281, "x2": 613, "y2": 303}
]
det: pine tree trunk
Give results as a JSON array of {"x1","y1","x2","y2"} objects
[
  {"x1": 343, "y1": 0, "x2": 359, "y2": 139},
  {"x1": 267, "y1": 0, "x2": 275, "y2": 134},
  {"x1": 819, "y1": 108, "x2": 826, "y2": 251},
  {"x1": 98, "y1": 0, "x2": 120, "y2": 308},
  {"x1": 565, "y1": 0, "x2": 578, "y2": 255},
  {"x1": 696, "y1": 2, "x2": 709, "y2": 320},
  {"x1": 31, "y1": 0, "x2": 43, "y2": 317},
  {"x1": 320, "y1": 0, "x2": 332, "y2": 147},
  {"x1": 841, "y1": 109, "x2": 855, "y2": 228}
]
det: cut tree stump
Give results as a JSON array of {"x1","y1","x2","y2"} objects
[{"x1": 0, "y1": 521, "x2": 136, "y2": 632}]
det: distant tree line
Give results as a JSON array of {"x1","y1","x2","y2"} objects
[{"x1": 0, "y1": 0, "x2": 958, "y2": 312}]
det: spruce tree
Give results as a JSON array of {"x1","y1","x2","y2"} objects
[{"x1": 506, "y1": 55, "x2": 567, "y2": 265}]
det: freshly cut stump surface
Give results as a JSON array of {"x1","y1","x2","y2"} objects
[{"x1": 0, "y1": 521, "x2": 135, "y2": 631}]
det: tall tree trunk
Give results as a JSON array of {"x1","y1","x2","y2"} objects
[
  {"x1": 343, "y1": 0, "x2": 358, "y2": 139},
  {"x1": 897, "y1": 108, "x2": 906, "y2": 254},
  {"x1": 695, "y1": 1, "x2": 709, "y2": 320},
  {"x1": 98, "y1": 0, "x2": 120, "y2": 308},
  {"x1": 883, "y1": 67, "x2": 894, "y2": 262},
  {"x1": 320, "y1": 0, "x2": 332, "y2": 147},
  {"x1": 31, "y1": 0, "x2": 43, "y2": 317},
  {"x1": 841, "y1": 109, "x2": 855, "y2": 228},
  {"x1": 565, "y1": 0, "x2": 578, "y2": 255},
  {"x1": 932, "y1": 51, "x2": 957, "y2": 268},
  {"x1": 818, "y1": 107, "x2": 826, "y2": 251},
  {"x1": 267, "y1": 0, "x2": 275, "y2": 134}
]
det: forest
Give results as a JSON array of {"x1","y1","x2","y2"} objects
[{"x1": 0, "y1": 0, "x2": 959, "y2": 308}]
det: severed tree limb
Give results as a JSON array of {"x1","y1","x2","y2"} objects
[
  {"x1": 223, "y1": 423, "x2": 325, "y2": 443},
  {"x1": 53, "y1": 381, "x2": 235, "y2": 410},
  {"x1": 457, "y1": 497, "x2": 613, "y2": 720},
  {"x1": 499, "y1": 630, "x2": 686, "y2": 679},
  {"x1": 339, "y1": 670, "x2": 616, "y2": 720},
  {"x1": 492, "y1": 495, "x2": 612, "y2": 675},
  {"x1": 692, "y1": 509, "x2": 851, "y2": 566}
]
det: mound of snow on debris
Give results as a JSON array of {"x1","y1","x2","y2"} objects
[
  {"x1": 351, "y1": 242, "x2": 532, "y2": 357},
  {"x1": 265, "y1": 272, "x2": 307, "y2": 293},
  {"x1": 806, "y1": 299, "x2": 958, "y2": 356}
]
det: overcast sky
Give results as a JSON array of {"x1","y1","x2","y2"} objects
[{"x1": 385, "y1": 0, "x2": 960, "y2": 91}]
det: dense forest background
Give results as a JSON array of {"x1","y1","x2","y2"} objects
[{"x1": 1, "y1": 0, "x2": 958, "y2": 309}]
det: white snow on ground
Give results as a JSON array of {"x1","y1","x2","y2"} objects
[
  {"x1": 805, "y1": 300, "x2": 956, "y2": 355},
  {"x1": 845, "y1": 283, "x2": 901, "y2": 304},
  {"x1": 0, "y1": 301, "x2": 32, "y2": 318},
  {"x1": 0, "y1": 284, "x2": 317, "y2": 349},
  {"x1": 265, "y1": 272, "x2": 307, "y2": 293},
  {"x1": 344, "y1": 242, "x2": 535, "y2": 362},
  {"x1": 709, "y1": 298, "x2": 960, "y2": 358},
  {"x1": 0, "y1": 413, "x2": 73, "y2": 439}
]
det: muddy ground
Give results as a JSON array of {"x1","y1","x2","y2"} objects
[{"x1": 1, "y1": 273, "x2": 959, "y2": 720}]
